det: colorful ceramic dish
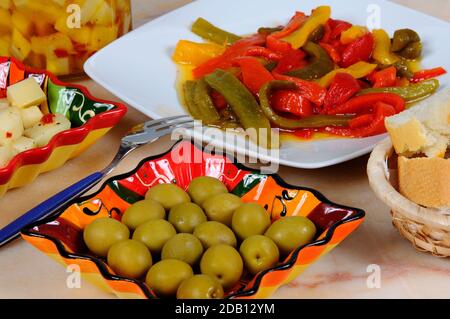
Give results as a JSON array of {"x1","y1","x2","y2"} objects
[
  {"x1": 0, "y1": 57, "x2": 127, "y2": 197},
  {"x1": 22, "y1": 140, "x2": 365, "y2": 299}
]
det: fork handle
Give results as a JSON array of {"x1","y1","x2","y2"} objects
[{"x1": 0, "y1": 171, "x2": 104, "y2": 247}]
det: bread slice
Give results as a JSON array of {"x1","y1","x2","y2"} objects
[
  {"x1": 385, "y1": 87, "x2": 450, "y2": 157},
  {"x1": 398, "y1": 156, "x2": 450, "y2": 209}
]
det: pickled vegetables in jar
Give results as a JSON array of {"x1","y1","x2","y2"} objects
[{"x1": 0, "y1": 0, "x2": 132, "y2": 76}]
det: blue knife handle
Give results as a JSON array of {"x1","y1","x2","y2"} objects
[{"x1": 0, "y1": 171, "x2": 104, "y2": 247}]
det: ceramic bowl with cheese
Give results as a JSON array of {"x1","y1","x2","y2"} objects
[{"x1": 0, "y1": 57, "x2": 127, "y2": 197}]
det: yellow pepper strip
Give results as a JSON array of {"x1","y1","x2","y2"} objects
[
  {"x1": 340, "y1": 25, "x2": 368, "y2": 44},
  {"x1": 281, "y1": 6, "x2": 331, "y2": 49},
  {"x1": 172, "y1": 40, "x2": 225, "y2": 66},
  {"x1": 372, "y1": 29, "x2": 399, "y2": 65},
  {"x1": 317, "y1": 61, "x2": 377, "y2": 87}
]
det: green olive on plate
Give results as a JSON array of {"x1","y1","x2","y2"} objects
[
  {"x1": 239, "y1": 235, "x2": 279, "y2": 275},
  {"x1": 107, "y1": 239, "x2": 152, "y2": 279},
  {"x1": 161, "y1": 233, "x2": 204, "y2": 266},
  {"x1": 193, "y1": 221, "x2": 237, "y2": 249},
  {"x1": 145, "y1": 183, "x2": 191, "y2": 210},
  {"x1": 132, "y1": 219, "x2": 176, "y2": 254},
  {"x1": 146, "y1": 259, "x2": 193, "y2": 297},
  {"x1": 202, "y1": 193, "x2": 242, "y2": 226},
  {"x1": 200, "y1": 244, "x2": 243, "y2": 290},
  {"x1": 177, "y1": 274, "x2": 224, "y2": 299},
  {"x1": 232, "y1": 203, "x2": 271, "y2": 240},
  {"x1": 83, "y1": 217, "x2": 130, "y2": 258},
  {"x1": 168, "y1": 202, "x2": 207, "y2": 233},
  {"x1": 188, "y1": 176, "x2": 228, "y2": 205},
  {"x1": 121, "y1": 199, "x2": 166, "y2": 231},
  {"x1": 265, "y1": 216, "x2": 317, "y2": 255}
]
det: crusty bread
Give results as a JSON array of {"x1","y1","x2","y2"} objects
[
  {"x1": 398, "y1": 156, "x2": 450, "y2": 209},
  {"x1": 385, "y1": 87, "x2": 450, "y2": 157}
]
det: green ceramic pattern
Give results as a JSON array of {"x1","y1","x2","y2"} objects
[
  {"x1": 231, "y1": 173, "x2": 267, "y2": 197},
  {"x1": 47, "y1": 79, "x2": 116, "y2": 127}
]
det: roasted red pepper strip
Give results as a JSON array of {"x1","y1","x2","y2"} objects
[
  {"x1": 270, "y1": 90, "x2": 313, "y2": 117},
  {"x1": 323, "y1": 101, "x2": 396, "y2": 137},
  {"x1": 272, "y1": 49, "x2": 306, "y2": 74},
  {"x1": 193, "y1": 33, "x2": 267, "y2": 78},
  {"x1": 340, "y1": 33, "x2": 374, "y2": 68},
  {"x1": 271, "y1": 12, "x2": 308, "y2": 39},
  {"x1": 266, "y1": 36, "x2": 294, "y2": 54},
  {"x1": 410, "y1": 67, "x2": 447, "y2": 83},
  {"x1": 293, "y1": 128, "x2": 315, "y2": 139},
  {"x1": 348, "y1": 113, "x2": 374, "y2": 129},
  {"x1": 243, "y1": 46, "x2": 282, "y2": 61},
  {"x1": 323, "y1": 73, "x2": 361, "y2": 112},
  {"x1": 319, "y1": 42, "x2": 341, "y2": 63},
  {"x1": 210, "y1": 90, "x2": 227, "y2": 110},
  {"x1": 372, "y1": 66, "x2": 397, "y2": 88},
  {"x1": 273, "y1": 73, "x2": 327, "y2": 106},
  {"x1": 328, "y1": 19, "x2": 352, "y2": 41},
  {"x1": 327, "y1": 92, "x2": 405, "y2": 114},
  {"x1": 235, "y1": 57, "x2": 274, "y2": 95}
]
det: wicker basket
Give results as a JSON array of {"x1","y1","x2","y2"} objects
[{"x1": 367, "y1": 138, "x2": 450, "y2": 257}]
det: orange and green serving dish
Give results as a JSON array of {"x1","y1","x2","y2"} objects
[
  {"x1": 0, "y1": 57, "x2": 127, "y2": 197},
  {"x1": 22, "y1": 141, "x2": 365, "y2": 299}
]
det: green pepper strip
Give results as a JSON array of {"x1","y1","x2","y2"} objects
[
  {"x1": 204, "y1": 69, "x2": 273, "y2": 147},
  {"x1": 191, "y1": 18, "x2": 241, "y2": 46},
  {"x1": 183, "y1": 80, "x2": 220, "y2": 124},
  {"x1": 357, "y1": 79, "x2": 439, "y2": 104},
  {"x1": 259, "y1": 81, "x2": 353, "y2": 129},
  {"x1": 286, "y1": 41, "x2": 335, "y2": 80}
]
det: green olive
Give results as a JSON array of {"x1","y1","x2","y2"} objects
[
  {"x1": 231, "y1": 203, "x2": 271, "y2": 240},
  {"x1": 132, "y1": 219, "x2": 176, "y2": 254},
  {"x1": 265, "y1": 216, "x2": 316, "y2": 256},
  {"x1": 168, "y1": 202, "x2": 207, "y2": 233},
  {"x1": 107, "y1": 239, "x2": 152, "y2": 279},
  {"x1": 146, "y1": 259, "x2": 193, "y2": 297},
  {"x1": 188, "y1": 176, "x2": 228, "y2": 205},
  {"x1": 202, "y1": 193, "x2": 242, "y2": 226},
  {"x1": 398, "y1": 41, "x2": 422, "y2": 59},
  {"x1": 83, "y1": 217, "x2": 130, "y2": 258},
  {"x1": 177, "y1": 274, "x2": 224, "y2": 299},
  {"x1": 200, "y1": 244, "x2": 243, "y2": 290},
  {"x1": 193, "y1": 221, "x2": 237, "y2": 249},
  {"x1": 121, "y1": 199, "x2": 166, "y2": 231},
  {"x1": 145, "y1": 183, "x2": 191, "y2": 210},
  {"x1": 161, "y1": 233, "x2": 204, "y2": 266},
  {"x1": 239, "y1": 235, "x2": 279, "y2": 275},
  {"x1": 391, "y1": 28, "x2": 421, "y2": 52}
]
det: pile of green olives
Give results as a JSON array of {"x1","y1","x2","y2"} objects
[{"x1": 82, "y1": 176, "x2": 317, "y2": 299}]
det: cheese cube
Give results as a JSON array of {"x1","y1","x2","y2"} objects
[
  {"x1": 80, "y1": 0, "x2": 104, "y2": 25},
  {"x1": 12, "y1": 136, "x2": 36, "y2": 154},
  {"x1": 0, "y1": 0, "x2": 11, "y2": 10},
  {"x1": 0, "y1": 8, "x2": 11, "y2": 33},
  {"x1": 10, "y1": 28, "x2": 31, "y2": 60},
  {"x1": 0, "y1": 99, "x2": 9, "y2": 110},
  {"x1": 7, "y1": 77, "x2": 47, "y2": 108},
  {"x1": 46, "y1": 56, "x2": 70, "y2": 75},
  {"x1": 90, "y1": 1, "x2": 115, "y2": 26},
  {"x1": 0, "y1": 35, "x2": 9, "y2": 56},
  {"x1": 0, "y1": 107, "x2": 23, "y2": 146},
  {"x1": 0, "y1": 145, "x2": 13, "y2": 168},
  {"x1": 12, "y1": 10, "x2": 33, "y2": 37},
  {"x1": 21, "y1": 105, "x2": 43, "y2": 128},
  {"x1": 24, "y1": 113, "x2": 71, "y2": 147}
]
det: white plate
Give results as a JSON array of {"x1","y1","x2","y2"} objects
[{"x1": 85, "y1": 0, "x2": 450, "y2": 169}]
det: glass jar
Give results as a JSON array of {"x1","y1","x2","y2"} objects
[{"x1": 0, "y1": 0, "x2": 132, "y2": 77}]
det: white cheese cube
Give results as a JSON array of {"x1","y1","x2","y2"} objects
[
  {"x1": 0, "y1": 107, "x2": 23, "y2": 146},
  {"x1": 20, "y1": 105, "x2": 43, "y2": 129},
  {"x1": 7, "y1": 77, "x2": 47, "y2": 108},
  {"x1": 24, "y1": 113, "x2": 71, "y2": 147},
  {"x1": 12, "y1": 136, "x2": 36, "y2": 154},
  {"x1": 0, "y1": 145, "x2": 13, "y2": 168}
]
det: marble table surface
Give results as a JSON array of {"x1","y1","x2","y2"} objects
[{"x1": 1, "y1": 0, "x2": 449, "y2": 299}]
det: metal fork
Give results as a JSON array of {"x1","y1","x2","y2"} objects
[{"x1": 0, "y1": 115, "x2": 194, "y2": 247}]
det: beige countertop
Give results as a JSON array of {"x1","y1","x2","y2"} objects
[{"x1": 1, "y1": 0, "x2": 449, "y2": 299}]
